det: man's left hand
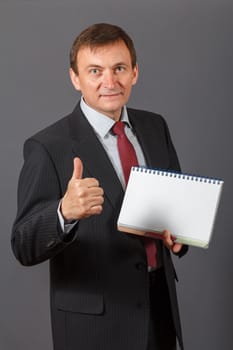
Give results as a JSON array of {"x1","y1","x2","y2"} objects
[{"x1": 162, "y1": 230, "x2": 183, "y2": 254}]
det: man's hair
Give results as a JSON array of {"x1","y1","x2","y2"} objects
[{"x1": 70, "y1": 23, "x2": 137, "y2": 74}]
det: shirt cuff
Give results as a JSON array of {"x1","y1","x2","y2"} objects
[{"x1": 57, "y1": 200, "x2": 78, "y2": 234}]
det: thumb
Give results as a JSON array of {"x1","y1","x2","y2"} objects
[{"x1": 72, "y1": 157, "x2": 83, "y2": 180}]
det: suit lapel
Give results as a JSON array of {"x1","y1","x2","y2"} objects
[
  {"x1": 69, "y1": 103, "x2": 124, "y2": 209},
  {"x1": 128, "y1": 109, "x2": 170, "y2": 169}
]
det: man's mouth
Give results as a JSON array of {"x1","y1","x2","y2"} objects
[{"x1": 100, "y1": 92, "x2": 122, "y2": 97}]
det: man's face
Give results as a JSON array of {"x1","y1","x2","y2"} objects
[{"x1": 70, "y1": 40, "x2": 138, "y2": 121}]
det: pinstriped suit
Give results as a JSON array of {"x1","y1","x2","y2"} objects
[{"x1": 12, "y1": 101, "x2": 187, "y2": 350}]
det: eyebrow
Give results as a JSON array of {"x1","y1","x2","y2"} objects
[
  {"x1": 86, "y1": 64, "x2": 102, "y2": 69},
  {"x1": 113, "y1": 62, "x2": 129, "y2": 67},
  {"x1": 85, "y1": 62, "x2": 129, "y2": 69}
]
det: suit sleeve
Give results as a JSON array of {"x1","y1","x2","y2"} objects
[{"x1": 11, "y1": 138, "x2": 77, "y2": 266}]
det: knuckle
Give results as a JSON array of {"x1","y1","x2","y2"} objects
[
  {"x1": 95, "y1": 205, "x2": 103, "y2": 214},
  {"x1": 78, "y1": 187, "x2": 87, "y2": 198},
  {"x1": 93, "y1": 178, "x2": 99, "y2": 187}
]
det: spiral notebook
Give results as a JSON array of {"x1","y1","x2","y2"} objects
[{"x1": 117, "y1": 167, "x2": 224, "y2": 248}]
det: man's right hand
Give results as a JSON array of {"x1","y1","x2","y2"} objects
[{"x1": 61, "y1": 157, "x2": 104, "y2": 221}]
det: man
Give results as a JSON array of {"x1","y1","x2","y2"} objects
[{"x1": 11, "y1": 23, "x2": 188, "y2": 350}]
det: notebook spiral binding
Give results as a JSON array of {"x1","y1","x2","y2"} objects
[{"x1": 132, "y1": 166, "x2": 223, "y2": 185}]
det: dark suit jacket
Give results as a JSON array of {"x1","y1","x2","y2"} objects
[{"x1": 12, "y1": 102, "x2": 187, "y2": 350}]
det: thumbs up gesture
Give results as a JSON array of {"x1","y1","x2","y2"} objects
[{"x1": 61, "y1": 158, "x2": 104, "y2": 220}]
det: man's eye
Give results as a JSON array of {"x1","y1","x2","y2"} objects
[
  {"x1": 90, "y1": 68, "x2": 100, "y2": 74},
  {"x1": 116, "y1": 66, "x2": 125, "y2": 72}
]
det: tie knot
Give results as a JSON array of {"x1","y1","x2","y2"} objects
[{"x1": 112, "y1": 121, "x2": 126, "y2": 137}]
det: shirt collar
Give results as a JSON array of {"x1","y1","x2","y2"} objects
[{"x1": 80, "y1": 97, "x2": 132, "y2": 139}]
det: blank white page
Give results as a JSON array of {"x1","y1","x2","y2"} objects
[{"x1": 118, "y1": 167, "x2": 224, "y2": 248}]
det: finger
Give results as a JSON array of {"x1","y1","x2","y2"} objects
[
  {"x1": 88, "y1": 195, "x2": 104, "y2": 207},
  {"x1": 72, "y1": 157, "x2": 83, "y2": 180},
  {"x1": 86, "y1": 186, "x2": 104, "y2": 197},
  {"x1": 89, "y1": 204, "x2": 103, "y2": 215},
  {"x1": 80, "y1": 203, "x2": 103, "y2": 218},
  {"x1": 82, "y1": 178, "x2": 100, "y2": 188},
  {"x1": 163, "y1": 230, "x2": 173, "y2": 248},
  {"x1": 172, "y1": 243, "x2": 183, "y2": 254}
]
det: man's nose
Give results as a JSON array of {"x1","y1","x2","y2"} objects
[{"x1": 102, "y1": 70, "x2": 116, "y2": 89}]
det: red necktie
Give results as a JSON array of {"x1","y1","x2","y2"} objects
[{"x1": 113, "y1": 121, "x2": 157, "y2": 268}]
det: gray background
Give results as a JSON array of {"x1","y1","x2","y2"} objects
[{"x1": 1, "y1": 0, "x2": 232, "y2": 349}]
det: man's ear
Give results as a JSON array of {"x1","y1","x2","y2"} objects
[
  {"x1": 132, "y1": 63, "x2": 139, "y2": 86},
  {"x1": 69, "y1": 68, "x2": 81, "y2": 91}
]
